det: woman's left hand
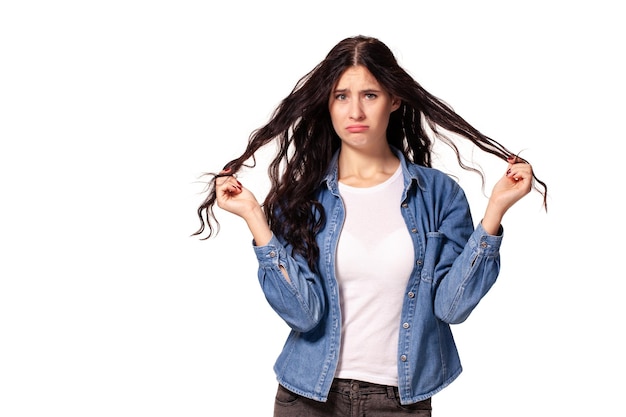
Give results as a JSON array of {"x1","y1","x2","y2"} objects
[
  {"x1": 489, "y1": 156, "x2": 533, "y2": 213},
  {"x1": 481, "y1": 156, "x2": 534, "y2": 234}
]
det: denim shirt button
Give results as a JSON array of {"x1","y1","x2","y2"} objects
[
  {"x1": 416, "y1": 259, "x2": 423, "y2": 266},
  {"x1": 408, "y1": 291, "x2": 415, "y2": 298},
  {"x1": 402, "y1": 203, "x2": 408, "y2": 208},
  {"x1": 402, "y1": 322, "x2": 410, "y2": 329},
  {"x1": 411, "y1": 228, "x2": 417, "y2": 233},
  {"x1": 269, "y1": 251, "x2": 277, "y2": 258},
  {"x1": 400, "y1": 354, "x2": 407, "y2": 362},
  {"x1": 480, "y1": 241, "x2": 488, "y2": 248}
]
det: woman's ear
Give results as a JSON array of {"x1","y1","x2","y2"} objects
[{"x1": 391, "y1": 96, "x2": 401, "y2": 111}]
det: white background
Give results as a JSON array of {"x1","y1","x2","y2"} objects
[{"x1": 1, "y1": 1, "x2": 624, "y2": 416}]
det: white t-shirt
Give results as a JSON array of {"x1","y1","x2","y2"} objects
[{"x1": 335, "y1": 164, "x2": 415, "y2": 386}]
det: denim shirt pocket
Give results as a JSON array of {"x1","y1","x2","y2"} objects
[{"x1": 420, "y1": 232, "x2": 443, "y2": 283}]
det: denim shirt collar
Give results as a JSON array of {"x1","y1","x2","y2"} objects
[{"x1": 320, "y1": 146, "x2": 426, "y2": 195}]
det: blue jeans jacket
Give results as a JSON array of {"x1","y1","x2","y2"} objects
[{"x1": 252, "y1": 148, "x2": 503, "y2": 405}]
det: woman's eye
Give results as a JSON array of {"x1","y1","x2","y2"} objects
[
  {"x1": 365, "y1": 93, "x2": 377, "y2": 99},
  {"x1": 336, "y1": 94, "x2": 346, "y2": 100}
]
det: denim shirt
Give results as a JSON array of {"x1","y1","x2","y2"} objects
[{"x1": 252, "y1": 148, "x2": 503, "y2": 405}]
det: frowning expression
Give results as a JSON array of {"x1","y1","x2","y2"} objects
[{"x1": 329, "y1": 65, "x2": 400, "y2": 150}]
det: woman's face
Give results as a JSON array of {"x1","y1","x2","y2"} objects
[{"x1": 329, "y1": 65, "x2": 400, "y2": 151}]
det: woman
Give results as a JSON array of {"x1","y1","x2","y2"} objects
[{"x1": 195, "y1": 35, "x2": 547, "y2": 416}]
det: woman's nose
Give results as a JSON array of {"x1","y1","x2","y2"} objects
[{"x1": 349, "y1": 102, "x2": 365, "y2": 120}]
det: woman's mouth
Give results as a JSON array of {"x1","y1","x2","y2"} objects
[{"x1": 347, "y1": 125, "x2": 368, "y2": 133}]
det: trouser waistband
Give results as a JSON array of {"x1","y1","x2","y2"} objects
[{"x1": 330, "y1": 378, "x2": 397, "y2": 399}]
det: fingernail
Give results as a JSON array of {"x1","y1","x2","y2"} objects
[{"x1": 506, "y1": 169, "x2": 511, "y2": 175}]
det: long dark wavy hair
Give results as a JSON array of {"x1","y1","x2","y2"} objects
[{"x1": 194, "y1": 35, "x2": 548, "y2": 270}]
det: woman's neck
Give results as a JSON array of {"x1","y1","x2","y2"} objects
[{"x1": 338, "y1": 145, "x2": 400, "y2": 188}]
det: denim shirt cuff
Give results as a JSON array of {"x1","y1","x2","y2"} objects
[
  {"x1": 252, "y1": 234, "x2": 285, "y2": 267},
  {"x1": 470, "y1": 222, "x2": 504, "y2": 255}
]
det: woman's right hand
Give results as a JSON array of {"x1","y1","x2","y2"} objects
[
  {"x1": 215, "y1": 168, "x2": 273, "y2": 246},
  {"x1": 215, "y1": 169, "x2": 262, "y2": 220}
]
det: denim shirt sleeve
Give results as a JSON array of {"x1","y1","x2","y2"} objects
[
  {"x1": 252, "y1": 234, "x2": 326, "y2": 333},
  {"x1": 433, "y1": 220, "x2": 503, "y2": 325}
]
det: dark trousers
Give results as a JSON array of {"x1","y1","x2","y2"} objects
[{"x1": 273, "y1": 378, "x2": 432, "y2": 416}]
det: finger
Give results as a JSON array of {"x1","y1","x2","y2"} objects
[
  {"x1": 215, "y1": 167, "x2": 238, "y2": 181},
  {"x1": 226, "y1": 183, "x2": 242, "y2": 195},
  {"x1": 216, "y1": 172, "x2": 240, "y2": 186},
  {"x1": 216, "y1": 175, "x2": 241, "y2": 193},
  {"x1": 507, "y1": 154, "x2": 529, "y2": 164},
  {"x1": 506, "y1": 165, "x2": 532, "y2": 182},
  {"x1": 219, "y1": 168, "x2": 233, "y2": 175},
  {"x1": 223, "y1": 180, "x2": 242, "y2": 193},
  {"x1": 506, "y1": 170, "x2": 526, "y2": 182},
  {"x1": 217, "y1": 184, "x2": 243, "y2": 202}
]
